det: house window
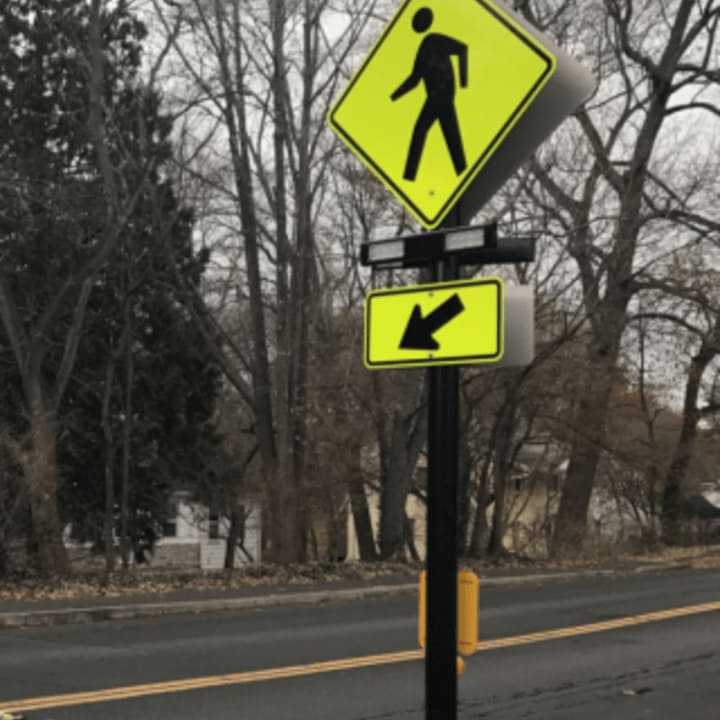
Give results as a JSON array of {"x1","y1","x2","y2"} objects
[{"x1": 208, "y1": 510, "x2": 220, "y2": 540}]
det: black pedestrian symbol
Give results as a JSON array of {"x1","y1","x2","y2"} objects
[{"x1": 390, "y1": 7, "x2": 468, "y2": 182}]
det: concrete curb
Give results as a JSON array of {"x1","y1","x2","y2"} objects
[{"x1": 0, "y1": 562, "x2": 685, "y2": 631}]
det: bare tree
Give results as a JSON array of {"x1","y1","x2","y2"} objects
[
  {"x1": 630, "y1": 258, "x2": 720, "y2": 541},
  {"x1": 519, "y1": 0, "x2": 720, "y2": 554},
  {"x1": 151, "y1": 0, "x2": 384, "y2": 562}
]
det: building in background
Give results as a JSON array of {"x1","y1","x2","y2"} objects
[
  {"x1": 155, "y1": 491, "x2": 262, "y2": 569},
  {"x1": 64, "y1": 490, "x2": 262, "y2": 570}
]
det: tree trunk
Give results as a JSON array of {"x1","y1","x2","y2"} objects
[
  {"x1": 214, "y1": 0, "x2": 279, "y2": 560},
  {"x1": 308, "y1": 525, "x2": 319, "y2": 561},
  {"x1": 224, "y1": 504, "x2": 245, "y2": 570},
  {"x1": 488, "y1": 468, "x2": 507, "y2": 558},
  {"x1": 457, "y1": 430, "x2": 472, "y2": 555},
  {"x1": 119, "y1": 303, "x2": 134, "y2": 570},
  {"x1": 467, "y1": 483, "x2": 492, "y2": 558},
  {"x1": 404, "y1": 513, "x2": 420, "y2": 562},
  {"x1": 275, "y1": 0, "x2": 318, "y2": 565},
  {"x1": 0, "y1": 537, "x2": 7, "y2": 578},
  {"x1": 267, "y1": 0, "x2": 292, "y2": 564},
  {"x1": 551, "y1": 335, "x2": 620, "y2": 556},
  {"x1": 488, "y1": 388, "x2": 519, "y2": 558},
  {"x1": 379, "y1": 407, "x2": 426, "y2": 559},
  {"x1": 348, "y1": 472, "x2": 377, "y2": 562},
  {"x1": 379, "y1": 426, "x2": 408, "y2": 560},
  {"x1": 637, "y1": 314, "x2": 660, "y2": 540},
  {"x1": 467, "y1": 405, "x2": 504, "y2": 558},
  {"x1": 101, "y1": 357, "x2": 116, "y2": 577},
  {"x1": 661, "y1": 349, "x2": 711, "y2": 544},
  {"x1": 273, "y1": 445, "x2": 303, "y2": 564},
  {"x1": 22, "y1": 399, "x2": 69, "y2": 576}
]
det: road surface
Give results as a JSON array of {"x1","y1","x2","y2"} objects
[{"x1": 2, "y1": 567, "x2": 719, "y2": 719}]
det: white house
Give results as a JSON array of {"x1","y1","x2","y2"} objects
[
  {"x1": 63, "y1": 491, "x2": 262, "y2": 570},
  {"x1": 154, "y1": 491, "x2": 262, "y2": 569}
]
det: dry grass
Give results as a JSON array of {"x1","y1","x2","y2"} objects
[
  {"x1": 0, "y1": 561, "x2": 420, "y2": 602},
  {"x1": 2, "y1": 545, "x2": 720, "y2": 603},
  {"x1": 623, "y1": 545, "x2": 720, "y2": 569}
]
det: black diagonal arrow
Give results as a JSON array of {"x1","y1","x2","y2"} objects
[{"x1": 399, "y1": 293, "x2": 465, "y2": 351}]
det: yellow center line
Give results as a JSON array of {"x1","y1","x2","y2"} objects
[{"x1": 3, "y1": 600, "x2": 720, "y2": 713}]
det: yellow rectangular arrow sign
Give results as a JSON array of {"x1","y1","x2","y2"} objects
[{"x1": 365, "y1": 278, "x2": 503, "y2": 369}]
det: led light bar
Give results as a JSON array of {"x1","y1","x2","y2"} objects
[
  {"x1": 367, "y1": 240, "x2": 404, "y2": 264},
  {"x1": 360, "y1": 224, "x2": 534, "y2": 269},
  {"x1": 444, "y1": 229, "x2": 488, "y2": 253}
]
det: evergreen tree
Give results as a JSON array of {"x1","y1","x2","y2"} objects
[
  {"x1": 59, "y1": 191, "x2": 221, "y2": 567},
  {"x1": 0, "y1": 0, "x2": 220, "y2": 574}
]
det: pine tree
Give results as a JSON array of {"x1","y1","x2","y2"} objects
[{"x1": 0, "y1": 0, "x2": 220, "y2": 575}]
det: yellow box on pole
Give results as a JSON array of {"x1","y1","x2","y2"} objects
[
  {"x1": 418, "y1": 569, "x2": 479, "y2": 656},
  {"x1": 457, "y1": 569, "x2": 479, "y2": 656}
]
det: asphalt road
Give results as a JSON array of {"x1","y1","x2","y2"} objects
[{"x1": 1, "y1": 567, "x2": 719, "y2": 719}]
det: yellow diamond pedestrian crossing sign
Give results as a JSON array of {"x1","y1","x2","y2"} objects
[
  {"x1": 329, "y1": 0, "x2": 557, "y2": 229},
  {"x1": 365, "y1": 278, "x2": 503, "y2": 369}
]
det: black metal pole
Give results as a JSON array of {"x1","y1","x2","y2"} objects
[{"x1": 425, "y1": 248, "x2": 460, "y2": 720}]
